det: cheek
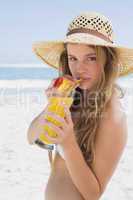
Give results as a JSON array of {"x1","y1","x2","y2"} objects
[
  {"x1": 93, "y1": 64, "x2": 102, "y2": 78},
  {"x1": 68, "y1": 64, "x2": 76, "y2": 74}
]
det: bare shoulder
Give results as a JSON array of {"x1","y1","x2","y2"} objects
[
  {"x1": 97, "y1": 89, "x2": 128, "y2": 151},
  {"x1": 89, "y1": 91, "x2": 128, "y2": 195},
  {"x1": 103, "y1": 88, "x2": 126, "y2": 122}
]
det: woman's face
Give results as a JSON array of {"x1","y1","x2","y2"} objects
[{"x1": 66, "y1": 43, "x2": 103, "y2": 90}]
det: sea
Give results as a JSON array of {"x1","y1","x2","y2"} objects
[{"x1": 0, "y1": 66, "x2": 132, "y2": 115}]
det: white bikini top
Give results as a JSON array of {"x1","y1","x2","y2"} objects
[{"x1": 55, "y1": 144, "x2": 65, "y2": 159}]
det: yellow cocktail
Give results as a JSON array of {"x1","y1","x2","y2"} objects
[{"x1": 38, "y1": 75, "x2": 81, "y2": 144}]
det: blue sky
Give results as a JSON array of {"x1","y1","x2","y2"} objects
[{"x1": 1, "y1": 0, "x2": 133, "y2": 65}]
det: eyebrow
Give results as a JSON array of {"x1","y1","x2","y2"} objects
[{"x1": 68, "y1": 53, "x2": 96, "y2": 57}]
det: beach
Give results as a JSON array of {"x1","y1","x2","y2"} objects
[
  {"x1": 0, "y1": 79, "x2": 133, "y2": 200},
  {"x1": 2, "y1": 0, "x2": 133, "y2": 198}
]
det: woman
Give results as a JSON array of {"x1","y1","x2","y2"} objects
[{"x1": 27, "y1": 12, "x2": 133, "y2": 200}]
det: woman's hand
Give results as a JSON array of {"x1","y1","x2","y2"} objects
[
  {"x1": 43, "y1": 102, "x2": 76, "y2": 148},
  {"x1": 45, "y1": 78, "x2": 58, "y2": 99}
]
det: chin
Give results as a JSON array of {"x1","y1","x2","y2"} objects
[
  {"x1": 79, "y1": 80, "x2": 95, "y2": 90},
  {"x1": 78, "y1": 85, "x2": 90, "y2": 90}
]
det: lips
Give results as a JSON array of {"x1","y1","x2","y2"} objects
[
  {"x1": 81, "y1": 77, "x2": 91, "y2": 81},
  {"x1": 77, "y1": 77, "x2": 91, "y2": 80},
  {"x1": 82, "y1": 77, "x2": 91, "y2": 79}
]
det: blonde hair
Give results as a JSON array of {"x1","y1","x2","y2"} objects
[{"x1": 48, "y1": 44, "x2": 125, "y2": 168}]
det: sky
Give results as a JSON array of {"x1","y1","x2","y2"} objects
[{"x1": 1, "y1": 0, "x2": 133, "y2": 65}]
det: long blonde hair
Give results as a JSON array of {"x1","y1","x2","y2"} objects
[{"x1": 57, "y1": 44, "x2": 124, "y2": 166}]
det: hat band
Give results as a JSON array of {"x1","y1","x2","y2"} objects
[{"x1": 66, "y1": 28, "x2": 113, "y2": 44}]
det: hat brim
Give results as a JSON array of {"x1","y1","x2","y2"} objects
[{"x1": 33, "y1": 33, "x2": 133, "y2": 77}]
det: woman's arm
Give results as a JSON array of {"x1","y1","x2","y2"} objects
[
  {"x1": 62, "y1": 139, "x2": 101, "y2": 200},
  {"x1": 62, "y1": 109, "x2": 128, "y2": 200}
]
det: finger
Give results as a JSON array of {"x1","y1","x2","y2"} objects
[
  {"x1": 45, "y1": 111, "x2": 66, "y2": 128},
  {"x1": 45, "y1": 88, "x2": 58, "y2": 98},
  {"x1": 45, "y1": 120, "x2": 63, "y2": 135},
  {"x1": 60, "y1": 102, "x2": 73, "y2": 124},
  {"x1": 45, "y1": 91, "x2": 51, "y2": 99},
  {"x1": 44, "y1": 130, "x2": 58, "y2": 144}
]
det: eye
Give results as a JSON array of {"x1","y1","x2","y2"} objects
[
  {"x1": 68, "y1": 57, "x2": 77, "y2": 62},
  {"x1": 87, "y1": 56, "x2": 96, "y2": 61}
]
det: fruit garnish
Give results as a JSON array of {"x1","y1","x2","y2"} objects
[
  {"x1": 52, "y1": 75, "x2": 82, "y2": 97},
  {"x1": 53, "y1": 77, "x2": 63, "y2": 88}
]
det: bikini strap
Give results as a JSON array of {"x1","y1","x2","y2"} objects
[
  {"x1": 34, "y1": 139, "x2": 55, "y2": 169},
  {"x1": 48, "y1": 149, "x2": 57, "y2": 170},
  {"x1": 48, "y1": 150, "x2": 52, "y2": 164},
  {"x1": 48, "y1": 149, "x2": 53, "y2": 168}
]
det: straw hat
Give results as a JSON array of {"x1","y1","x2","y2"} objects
[{"x1": 32, "y1": 12, "x2": 133, "y2": 77}]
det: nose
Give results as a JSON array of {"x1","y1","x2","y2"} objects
[{"x1": 76, "y1": 61, "x2": 88, "y2": 74}]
